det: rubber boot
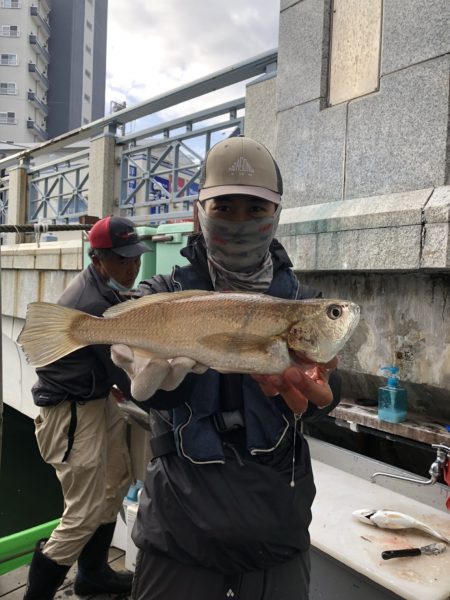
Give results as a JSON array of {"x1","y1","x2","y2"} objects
[
  {"x1": 23, "y1": 538, "x2": 70, "y2": 600},
  {"x1": 74, "y1": 522, "x2": 133, "y2": 596}
]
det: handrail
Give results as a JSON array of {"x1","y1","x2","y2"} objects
[
  {"x1": 0, "y1": 518, "x2": 59, "y2": 575},
  {"x1": 0, "y1": 48, "x2": 277, "y2": 170}
]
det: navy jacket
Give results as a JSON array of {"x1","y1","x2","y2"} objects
[{"x1": 132, "y1": 235, "x2": 340, "y2": 574}]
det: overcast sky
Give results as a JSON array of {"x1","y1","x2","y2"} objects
[{"x1": 105, "y1": 0, "x2": 280, "y2": 122}]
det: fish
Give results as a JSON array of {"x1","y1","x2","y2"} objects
[
  {"x1": 352, "y1": 509, "x2": 450, "y2": 544},
  {"x1": 17, "y1": 290, "x2": 360, "y2": 373}
]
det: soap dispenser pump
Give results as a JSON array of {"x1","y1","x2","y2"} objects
[{"x1": 378, "y1": 366, "x2": 407, "y2": 423}]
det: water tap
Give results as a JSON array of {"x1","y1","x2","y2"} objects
[{"x1": 371, "y1": 444, "x2": 450, "y2": 486}]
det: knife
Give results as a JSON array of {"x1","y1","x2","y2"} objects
[{"x1": 382, "y1": 543, "x2": 447, "y2": 560}]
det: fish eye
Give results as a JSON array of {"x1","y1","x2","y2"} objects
[{"x1": 327, "y1": 304, "x2": 343, "y2": 320}]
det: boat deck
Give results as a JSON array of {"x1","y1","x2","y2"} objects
[{"x1": 0, "y1": 547, "x2": 130, "y2": 599}]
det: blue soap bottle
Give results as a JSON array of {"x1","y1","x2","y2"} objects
[{"x1": 378, "y1": 366, "x2": 407, "y2": 423}]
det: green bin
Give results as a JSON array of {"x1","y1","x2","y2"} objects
[
  {"x1": 135, "y1": 226, "x2": 157, "y2": 280},
  {"x1": 154, "y1": 222, "x2": 193, "y2": 275}
]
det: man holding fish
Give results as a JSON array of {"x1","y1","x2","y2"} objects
[
  {"x1": 111, "y1": 137, "x2": 358, "y2": 599},
  {"x1": 18, "y1": 136, "x2": 360, "y2": 599},
  {"x1": 22, "y1": 216, "x2": 150, "y2": 599}
]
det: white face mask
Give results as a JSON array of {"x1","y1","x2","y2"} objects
[
  {"x1": 197, "y1": 202, "x2": 281, "y2": 272},
  {"x1": 107, "y1": 277, "x2": 133, "y2": 293}
]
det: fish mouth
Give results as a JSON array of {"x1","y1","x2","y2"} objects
[
  {"x1": 289, "y1": 349, "x2": 316, "y2": 365},
  {"x1": 364, "y1": 511, "x2": 377, "y2": 520}
]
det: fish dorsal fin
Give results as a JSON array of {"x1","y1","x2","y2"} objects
[
  {"x1": 200, "y1": 333, "x2": 271, "y2": 354},
  {"x1": 103, "y1": 290, "x2": 212, "y2": 318}
]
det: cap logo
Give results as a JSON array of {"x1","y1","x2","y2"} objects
[
  {"x1": 116, "y1": 230, "x2": 137, "y2": 241},
  {"x1": 228, "y1": 156, "x2": 254, "y2": 177}
]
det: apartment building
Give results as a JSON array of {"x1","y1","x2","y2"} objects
[{"x1": 0, "y1": 0, "x2": 107, "y2": 144}]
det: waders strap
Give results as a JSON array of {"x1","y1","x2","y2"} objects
[
  {"x1": 150, "y1": 430, "x2": 176, "y2": 459},
  {"x1": 62, "y1": 400, "x2": 78, "y2": 462}
]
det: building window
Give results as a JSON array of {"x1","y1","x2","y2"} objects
[
  {"x1": 0, "y1": 25, "x2": 19, "y2": 37},
  {"x1": 86, "y1": 20, "x2": 92, "y2": 30},
  {"x1": 84, "y1": 93, "x2": 91, "y2": 102},
  {"x1": 0, "y1": 82, "x2": 17, "y2": 95},
  {"x1": 0, "y1": 0, "x2": 21, "y2": 7},
  {"x1": 84, "y1": 68, "x2": 91, "y2": 78},
  {"x1": 85, "y1": 44, "x2": 91, "y2": 54},
  {"x1": 0, "y1": 53, "x2": 18, "y2": 65},
  {"x1": 0, "y1": 111, "x2": 16, "y2": 124}
]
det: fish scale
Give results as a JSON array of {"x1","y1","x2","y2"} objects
[{"x1": 18, "y1": 290, "x2": 360, "y2": 372}]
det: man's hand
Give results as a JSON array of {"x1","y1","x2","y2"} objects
[
  {"x1": 252, "y1": 355, "x2": 338, "y2": 414},
  {"x1": 111, "y1": 344, "x2": 208, "y2": 402},
  {"x1": 110, "y1": 385, "x2": 126, "y2": 403}
]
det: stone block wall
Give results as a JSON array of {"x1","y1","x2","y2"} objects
[
  {"x1": 1, "y1": 241, "x2": 82, "y2": 319},
  {"x1": 275, "y1": 0, "x2": 450, "y2": 207},
  {"x1": 246, "y1": 0, "x2": 450, "y2": 417}
]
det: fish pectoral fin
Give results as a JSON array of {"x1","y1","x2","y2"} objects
[
  {"x1": 103, "y1": 290, "x2": 213, "y2": 318},
  {"x1": 200, "y1": 333, "x2": 272, "y2": 354}
]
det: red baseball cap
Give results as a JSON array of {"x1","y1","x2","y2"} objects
[{"x1": 88, "y1": 216, "x2": 149, "y2": 258}]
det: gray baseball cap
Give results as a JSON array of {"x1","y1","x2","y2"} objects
[{"x1": 198, "y1": 136, "x2": 283, "y2": 204}]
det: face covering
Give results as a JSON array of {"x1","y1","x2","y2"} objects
[
  {"x1": 197, "y1": 202, "x2": 281, "y2": 272},
  {"x1": 106, "y1": 277, "x2": 134, "y2": 293},
  {"x1": 197, "y1": 202, "x2": 282, "y2": 292}
]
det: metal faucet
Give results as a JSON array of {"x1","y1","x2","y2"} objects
[{"x1": 371, "y1": 444, "x2": 450, "y2": 486}]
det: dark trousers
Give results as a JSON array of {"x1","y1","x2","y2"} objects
[{"x1": 131, "y1": 550, "x2": 310, "y2": 600}]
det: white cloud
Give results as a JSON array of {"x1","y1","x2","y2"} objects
[{"x1": 105, "y1": 0, "x2": 280, "y2": 120}]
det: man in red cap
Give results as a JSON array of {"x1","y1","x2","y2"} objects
[{"x1": 24, "y1": 216, "x2": 149, "y2": 599}]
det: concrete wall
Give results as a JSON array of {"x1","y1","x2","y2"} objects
[
  {"x1": 1, "y1": 241, "x2": 81, "y2": 417},
  {"x1": 245, "y1": 74, "x2": 278, "y2": 155},
  {"x1": 246, "y1": 0, "x2": 450, "y2": 418}
]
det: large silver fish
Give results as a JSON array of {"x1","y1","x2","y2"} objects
[
  {"x1": 17, "y1": 290, "x2": 360, "y2": 373},
  {"x1": 352, "y1": 509, "x2": 450, "y2": 544}
]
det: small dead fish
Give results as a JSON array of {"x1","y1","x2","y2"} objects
[
  {"x1": 17, "y1": 290, "x2": 360, "y2": 373},
  {"x1": 352, "y1": 509, "x2": 450, "y2": 544}
]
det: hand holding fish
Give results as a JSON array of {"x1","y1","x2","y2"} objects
[
  {"x1": 111, "y1": 344, "x2": 208, "y2": 402},
  {"x1": 252, "y1": 355, "x2": 337, "y2": 414}
]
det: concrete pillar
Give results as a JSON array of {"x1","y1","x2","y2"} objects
[
  {"x1": 6, "y1": 164, "x2": 28, "y2": 244},
  {"x1": 87, "y1": 128, "x2": 117, "y2": 218}
]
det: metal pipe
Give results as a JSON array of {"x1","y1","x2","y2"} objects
[
  {"x1": 371, "y1": 444, "x2": 450, "y2": 486},
  {"x1": 0, "y1": 224, "x2": 92, "y2": 233}
]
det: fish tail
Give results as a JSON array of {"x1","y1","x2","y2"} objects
[
  {"x1": 17, "y1": 302, "x2": 89, "y2": 367},
  {"x1": 418, "y1": 523, "x2": 450, "y2": 544}
]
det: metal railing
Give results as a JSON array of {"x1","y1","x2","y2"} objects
[
  {"x1": 0, "y1": 179, "x2": 9, "y2": 224},
  {"x1": 28, "y1": 150, "x2": 89, "y2": 222},
  {"x1": 0, "y1": 49, "x2": 277, "y2": 225},
  {"x1": 119, "y1": 97, "x2": 245, "y2": 223}
]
